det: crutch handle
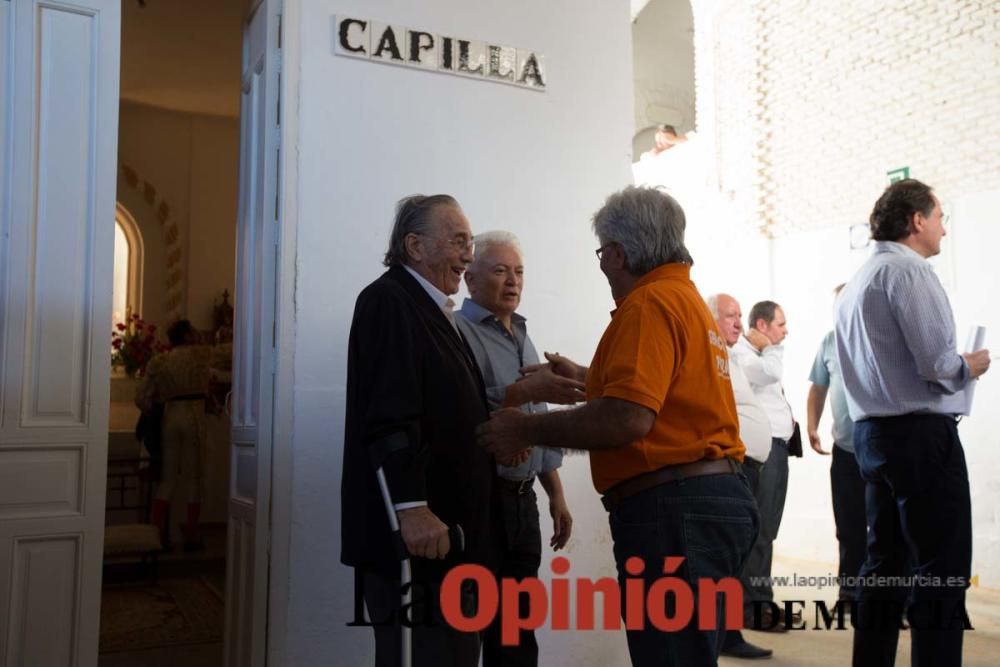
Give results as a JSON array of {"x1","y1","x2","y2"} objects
[{"x1": 448, "y1": 524, "x2": 465, "y2": 555}]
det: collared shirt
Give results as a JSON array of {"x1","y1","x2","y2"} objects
[
  {"x1": 455, "y1": 298, "x2": 561, "y2": 481},
  {"x1": 729, "y1": 352, "x2": 772, "y2": 463},
  {"x1": 731, "y1": 336, "x2": 795, "y2": 440},
  {"x1": 808, "y1": 330, "x2": 855, "y2": 451},
  {"x1": 835, "y1": 241, "x2": 971, "y2": 420},
  {"x1": 586, "y1": 263, "x2": 744, "y2": 494},
  {"x1": 403, "y1": 264, "x2": 458, "y2": 331}
]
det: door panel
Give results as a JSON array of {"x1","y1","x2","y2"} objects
[
  {"x1": 225, "y1": 1, "x2": 280, "y2": 665},
  {"x1": 0, "y1": 1, "x2": 120, "y2": 666}
]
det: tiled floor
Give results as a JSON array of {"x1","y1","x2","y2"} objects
[
  {"x1": 98, "y1": 642, "x2": 222, "y2": 667},
  {"x1": 100, "y1": 525, "x2": 227, "y2": 667}
]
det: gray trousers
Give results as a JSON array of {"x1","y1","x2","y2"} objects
[{"x1": 743, "y1": 437, "x2": 789, "y2": 608}]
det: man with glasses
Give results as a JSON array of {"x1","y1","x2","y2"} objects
[
  {"x1": 341, "y1": 194, "x2": 505, "y2": 667},
  {"x1": 477, "y1": 186, "x2": 757, "y2": 666},
  {"x1": 456, "y1": 230, "x2": 584, "y2": 667},
  {"x1": 836, "y1": 179, "x2": 990, "y2": 667}
]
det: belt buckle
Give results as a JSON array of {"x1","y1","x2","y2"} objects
[{"x1": 516, "y1": 478, "x2": 532, "y2": 495}]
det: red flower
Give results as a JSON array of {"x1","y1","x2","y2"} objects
[{"x1": 111, "y1": 313, "x2": 164, "y2": 377}]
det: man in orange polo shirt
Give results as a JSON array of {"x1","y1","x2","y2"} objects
[{"x1": 477, "y1": 186, "x2": 759, "y2": 666}]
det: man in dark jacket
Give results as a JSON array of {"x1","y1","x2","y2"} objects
[{"x1": 341, "y1": 194, "x2": 502, "y2": 667}]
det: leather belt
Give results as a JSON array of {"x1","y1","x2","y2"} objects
[
  {"x1": 497, "y1": 477, "x2": 535, "y2": 496},
  {"x1": 601, "y1": 458, "x2": 739, "y2": 512}
]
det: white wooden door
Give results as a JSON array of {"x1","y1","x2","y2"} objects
[
  {"x1": 225, "y1": 1, "x2": 281, "y2": 665},
  {"x1": 0, "y1": 0, "x2": 119, "y2": 665}
]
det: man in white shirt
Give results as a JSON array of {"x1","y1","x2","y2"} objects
[
  {"x1": 708, "y1": 294, "x2": 774, "y2": 659},
  {"x1": 730, "y1": 300, "x2": 798, "y2": 631}
]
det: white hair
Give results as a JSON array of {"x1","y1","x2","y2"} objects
[
  {"x1": 705, "y1": 294, "x2": 721, "y2": 319},
  {"x1": 473, "y1": 230, "x2": 522, "y2": 263}
]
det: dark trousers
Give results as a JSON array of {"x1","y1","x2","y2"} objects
[
  {"x1": 852, "y1": 415, "x2": 971, "y2": 667},
  {"x1": 831, "y1": 444, "x2": 867, "y2": 601},
  {"x1": 363, "y1": 570, "x2": 481, "y2": 667},
  {"x1": 608, "y1": 471, "x2": 759, "y2": 667},
  {"x1": 744, "y1": 438, "x2": 789, "y2": 608},
  {"x1": 725, "y1": 459, "x2": 763, "y2": 649},
  {"x1": 735, "y1": 458, "x2": 763, "y2": 603},
  {"x1": 484, "y1": 486, "x2": 542, "y2": 667}
]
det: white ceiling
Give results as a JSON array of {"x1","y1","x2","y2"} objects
[{"x1": 120, "y1": 0, "x2": 247, "y2": 117}]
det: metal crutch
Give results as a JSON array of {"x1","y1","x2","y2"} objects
[{"x1": 376, "y1": 467, "x2": 464, "y2": 667}]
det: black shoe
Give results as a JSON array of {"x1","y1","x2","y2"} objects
[
  {"x1": 721, "y1": 638, "x2": 773, "y2": 659},
  {"x1": 744, "y1": 607, "x2": 790, "y2": 633}
]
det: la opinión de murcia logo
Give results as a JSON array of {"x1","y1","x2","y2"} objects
[{"x1": 349, "y1": 557, "x2": 975, "y2": 644}]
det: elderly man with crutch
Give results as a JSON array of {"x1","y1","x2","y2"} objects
[{"x1": 341, "y1": 194, "x2": 507, "y2": 667}]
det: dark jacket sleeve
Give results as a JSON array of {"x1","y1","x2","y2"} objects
[{"x1": 352, "y1": 285, "x2": 428, "y2": 505}]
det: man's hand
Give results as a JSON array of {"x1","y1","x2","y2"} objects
[
  {"x1": 397, "y1": 506, "x2": 451, "y2": 559},
  {"x1": 808, "y1": 428, "x2": 829, "y2": 455},
  {"x1": 476, "y1": 408, "x2": 533, "y2": 463},
  {"x1": 549, "y1": 494, "x2": 573, "y2": 551},
  {"x1": 509, "y1": 363, "x2": 585, "y2": 406},
  {"x1": 745, "y1": 329, "x2": 771, "y2": 352},
  {"x1": 964, "y1": 349, "x2": 991, "y2": 379},
  {"x1": 497, "y1": 447, "x2": 532, "y2": 467},
  {"x1": 521, "y1": 352, "x2": 587, "y2": 383}
]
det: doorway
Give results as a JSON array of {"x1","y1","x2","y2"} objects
[{"x1": 99, "y1": 1, "x2": 243, "y2": 664}]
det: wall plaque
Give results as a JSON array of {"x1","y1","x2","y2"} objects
[{"x1": 334, "y1": 16, "x2": 546, "y2": 91}]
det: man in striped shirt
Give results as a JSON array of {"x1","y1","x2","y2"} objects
[{"x1": 835, "y1": 179, "x2": 991, "y2": 667}]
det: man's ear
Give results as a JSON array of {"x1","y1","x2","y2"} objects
[
  {"x1": 908, "y1": 211, "x2": 923, "y2": 235},
  {"x1": 607, "y1": 244, "x2": 627, "y2": 270},
  {"x1": 404, "y1": 233, "x2": 422, "y2": 263}
]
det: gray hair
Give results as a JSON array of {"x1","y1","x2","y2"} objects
[
  {"x1": 473, "y1": 230, "x2": 522, "y2": 263},
  {"x1": 592, "y1": 186, "x2": 692, "y2": 275},
  {"x1": 383, "y1": 194, "x2": 459, "y2": 267}
]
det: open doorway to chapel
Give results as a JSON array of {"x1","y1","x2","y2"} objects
[{"x1": 99, "y1": 1, "x2": 246, "y2": 664}]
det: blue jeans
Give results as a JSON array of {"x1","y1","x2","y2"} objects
[
  {"x1": 608, "y1": 471, "x2": 759, "y2": 667},
  {"x1": 852, "y1": 415, "x2": 971, "y2": 667}
]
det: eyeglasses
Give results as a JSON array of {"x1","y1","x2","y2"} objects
[
  {"x1": 595, "y1": 243, "x2": 614, "y2": 260},
  {"x1": 419, "y1": 233, "x2": 474, "y2": 251},
  {"x1": 445, "y1": 237, "x2": 475, "y2": 251}
]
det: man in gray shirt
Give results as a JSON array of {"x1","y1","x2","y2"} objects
[
  {"x1": 456, "y1": 230, "x2": 584, "y2": 667},
  {"x1": 806, "y1": 284, "x2": 864, "y2": 604},
  {"x1": 835, "y1": 179, "x2": 991, "y2": 667}
]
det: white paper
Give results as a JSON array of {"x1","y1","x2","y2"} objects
[
  {"x1": 964, "y1": 325, "x2": 986, "y2": 353},
  {"x1": 959, "y1": 325, "x2": 986, "y2": 415}
]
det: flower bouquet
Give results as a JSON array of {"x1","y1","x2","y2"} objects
[{"x1": 111, "y1": 314, "x2": 169, "y2": 377}]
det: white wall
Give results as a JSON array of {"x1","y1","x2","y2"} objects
[{"x1": 286, "y1": 1, "x2": 634, "y2": 665}]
